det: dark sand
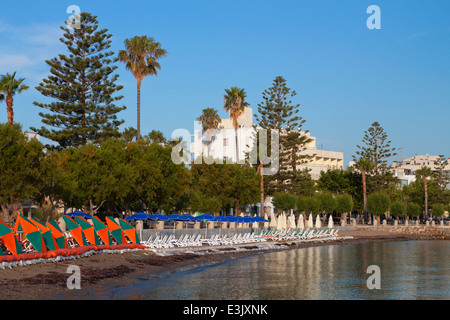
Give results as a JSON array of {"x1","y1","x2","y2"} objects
[{"x1": 0, "y1": 228, "x2": 447, "y2": 300}]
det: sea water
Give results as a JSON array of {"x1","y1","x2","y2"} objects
[{"x1": 66, "y1": 240, "x2": 449, "y2": 300}]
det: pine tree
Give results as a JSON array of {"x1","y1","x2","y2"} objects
[
  {"x1": 354, "y1": 122, "x2": 397, "y2": 192},
  {"x1": 254, "y1": 76, "x2": 312, "y2": 196},
  {"x1": 32, "y1": 12, "x2": 125, "y2": 149}
]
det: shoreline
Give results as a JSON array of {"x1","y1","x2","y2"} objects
[{"x1": 0, "y1": 228, "x2": 447, "y2": 300}]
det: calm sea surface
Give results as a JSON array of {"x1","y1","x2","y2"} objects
[{"x1": 68, "y1": 240, "x2": 449, "y2": 300}]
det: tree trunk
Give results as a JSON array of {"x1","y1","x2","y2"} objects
[
  {"x1": 258, "y1": 162, "x2": 264, "y2": 217},
  {"x1": 6, "y1": 95, "x2": 14, "y2": 124},
  {"x1": 0, "y1": 201, "x2": 21, "y2": 224},
  {"x1": 137, "y1": 80, "x2": 142, "y2": 140},
  {"x1": 234, "y1": 200, "x2": 241, "y2": 216},
  {"x1": 424, "y1": 176, "x2": 428, "y2": 219},
  {"x1": 235, "y1": 128, "x2": 239, "y2": 163},
  {"x1": 362, "y1": 170, "x2": 367, "y2": 214}
]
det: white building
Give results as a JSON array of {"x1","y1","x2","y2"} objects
[
  {"x1": 296, "y1": 132, "x2": 344, "y2": 180},
  {"x1": 190, "y1": 107, "x2": 344, "y2": 180},
  {"x1": 191, "y1": 107, "x2": 255, "y2": 164},
  {"x1": 392, "y1": 154, "x2": 450, "y2": 187}
]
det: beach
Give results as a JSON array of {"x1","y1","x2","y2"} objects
[{"x1": 0, "y1": 227, "x2": 447, "y2": 300}]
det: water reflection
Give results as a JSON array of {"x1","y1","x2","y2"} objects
[{"x1": 71, "y1": 241, "x2": 449, "y2": 300}]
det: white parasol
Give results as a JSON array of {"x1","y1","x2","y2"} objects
[{"x1": 328, "y1": 215, "x2": 334, "y2": 229}]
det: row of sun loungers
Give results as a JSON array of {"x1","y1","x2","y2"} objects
[
  {"x1": 257, "y1": 228, "x2": 339, "y2": 241},
  {"x1": 141, "y1": 228, "x2": 339, "y2": 249},
  {"x1": 142, "y1": 234, "x2": 204, "y2": 249}
]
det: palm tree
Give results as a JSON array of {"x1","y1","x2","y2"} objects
[
  {"x1": 354, "y1": 157, "x2": 375, "y2": 217},
  {"x1": 0, "y1": 72, "x2": 29, "y2": 124},
  {"x1": 118, "y1": 36, "x2": 167, "y2": 140},
  {"x1": 198, "y1": 108, "x2": 221, "y2": 156},
  {"x1": 223, "y1": 87, "x2": 249, "y2": 163}
]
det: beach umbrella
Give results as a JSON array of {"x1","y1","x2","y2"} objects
[
  {"x1": 66, "y1": 211, "x2": 92, "y2": 219},
  {"x1": 298, "y1": 214, "x2": 305, "y2": 229},
  {"x1": 242, "y1": 216, "x2": 254, "y2": 223},
  {"x1": 214, "y1": 216, "x2": 228, "y2": 222},
  {"x1": 276, "y1": 214, "x2": 283, "y2": 230},
  {"x1": 148, "y1": 214, "x2": 169, "y2": 221},
  {"x1": 308, "y1": 214, "x2": 314, "y2": 228},
  {"x1": 289, "y1": 214, "x2": 297, "y2": 229},
  {"x1": 282, "y1": 213, "x2": 287, "y2": 229},
  {"x1": 270, "y1": 213, "x2": 277, "y2": 228},
  {"x1": 328, "y1": 215, "x2": 334, "y2": 229},
  {"x1": 315, "y1": 215, "x2": 322, "y2": 228},
  {"x1": 250, "y1": 215, "x2": 259, "y2": 228},
  {"x1": 196, "y1": 213, "x2": 217, "y2": 221},
  {"x1": 118, "y1": 218, "x2": 139, "y2": 244},
  {"x1": 46, "y1": 220, "x2": 68, "y2": 249},
  {"x1": 167, "y1": 213, "x2": 190, "y2": 221},
  {"x1": 184, "y1": 214, "x2": 200, "y2": 221},
  {"x1": 63, "y1": 215, "x2": 88, "y2": 247},
  {"x1": 263, "y1": 213, "x2": 270, "y2": 228},
  {"x1": 224, "y1": 215, "x2": 237, "y2": 223},
  {"x1": 105, "y1": 216, "x2": 128, "y2": 244},
  {"x1": 91, "y1": 216, "x2": 113, "y2": 245},
  {"x1": 253, "y1": 215, "x2": 268, "y2": 223},
  {"x1": 14, "y1": 215, "x2": 48, "y2": 253},
  {"x1": 29, "y1": 217, "x2": 60, "y2": 251},
  {"x1": 125, "y1": 212, "x2": 152, "y2": 221},
  {"x1": 74, "y1": 216, "x2": 101, "y2": 245},
  {"x1": 0, "y1": 218, "x2": 23, "y2": 255}
]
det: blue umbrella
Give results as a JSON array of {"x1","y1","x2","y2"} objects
[
  {"x1": 167, "y1": 213, "x2": 190, "y2": 221},
  {"x1": 66, "y1": 211, "x2": 92, "y2": 219},
  {"x1": 148, "y1": 214, "x2": 170, "y2": 221},
  {"x1": 197, "y1": 213, "x2": 217, "y2": 221},
  {"x1": 256, "y1": 216, "x2": 269, "y2": 223},
  {"x1": 125, "y1": 212, "x2": 151, "y2": 221},
  {"x1": 224, "y1": 215, "x2": 237, "y2": 223},
  {"x1": 180, "y1": 214, "x2": 200, "y2": 221},
  {"x1": 215, "y1": 216, "x2": 228, "y2": 222}
]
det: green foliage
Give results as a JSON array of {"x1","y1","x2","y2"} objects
[
  {"x1": 32, "y1": 12, "x2": 125, "y2": 149},
  {"x1": 0, "y1": 72, "x2": 29, "y2": 124},
  {"x1": 354, "y1": 122, "x2": 397, "y2": 192},
  {"x1": 198, "y1": 108, "x2": 221, "y2": 132},
  {"x1": 318, "y1": 169, "x2": 362, "y2": 210},
  {"x1": 0, "y1": 123, "x2": 44, "y2": 222},
  {"x1": 390, "y1": 201, "x2": 405, "y2": 218},
  {"x1": 254, "y1": 76, "x2": 312, "y2": 195},
  {"x1": 335, "y1": 194, "x2": 354, "y2": 213},
  {"x1": 146, "y1": 130, "x2": 167, "y2": 144},
  {"x1": 189, "y1": 161, "x2": 260, "y2": 215},
  {"x1": 298, "y1": 196, "x2": 321, "y2": 215},
  {"x1": 367, "y1": 192, "x2": 390, "y2": 216},
  {"x1": 403, "y1": 177, "x2": 440, "y2": 211},
  {"x1": 316, "y1": 192, "x2": 336, "y2": 214},
  {"x1": 431, "y1": 204, "x2": 445, "y2": 218},
  {"x1": 406, "y1": 202, "x2": 422, "y2": 218},
  {"x1": 432, "y1": 155, "x2": 450, "y2": 204},
  {"x1": 272, "y1": 192, "x2": 297, "y2": 212}
]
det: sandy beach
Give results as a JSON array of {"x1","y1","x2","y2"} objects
[{"x1": 0, "y1": 227, "x2": 447, "y2": 300}]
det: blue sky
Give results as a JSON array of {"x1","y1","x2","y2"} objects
[{"x1": 0, "y1": 0, "x2": 449, "y2": 165}]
